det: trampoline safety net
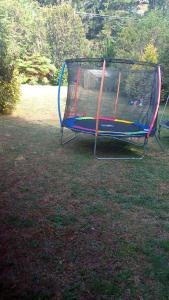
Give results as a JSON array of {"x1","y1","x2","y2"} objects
[{"x1": 59, "y1": 58, "x2": 161, "y2": 138}]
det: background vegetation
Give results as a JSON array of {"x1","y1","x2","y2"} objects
[{"x1": 1, "y1": 0, "x2": 169, "y2": 111}]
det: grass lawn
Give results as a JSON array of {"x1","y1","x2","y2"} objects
[{"x1": 0, "y1": 85, "x2": 169, "y2": 300}]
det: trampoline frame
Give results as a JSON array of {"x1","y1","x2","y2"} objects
[{"x1": 58, "y1": 58, "x2": 162, "y2": 160}]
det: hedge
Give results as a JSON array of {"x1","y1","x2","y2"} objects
[{"x1": 0, "y1": 68, "x2": 20, "y2": 114}]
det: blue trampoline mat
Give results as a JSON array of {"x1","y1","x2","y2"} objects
[{"x1": 62, "y1": 116, "x2": 149, "y2": 137}]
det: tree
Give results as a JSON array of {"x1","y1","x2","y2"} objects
[
  {"x1": 159, "y1": 38, "x2": 169, "y2": 100},
  {"x1": 140, "y1": 43, "x2": 158, "y2": 64},
  {"x1": 0, "y1": 0, "x2": 48, "y2": 59},
  {"x1": 116, "y1": 10, "x2": 169, "y2": 60},
  {"x1": 0, "y1": 11, "x2": 20, "y2": 114},
  {"x1": 37, "y1": 0, "x2": 67, "y2": 5},
  {"x1": 124, "y1": 43, "x2": 158, "y2": 103},
  {"x1": 149, "y1": 0, "x2": 169, "y2": 11},
  {"x1": 113, "y1": 9, "x2": 169, "y2": 99},
  {"x1": 44, "y1": 3, "x2": 89, "y2": 66}
]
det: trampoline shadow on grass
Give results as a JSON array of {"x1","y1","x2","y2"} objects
[{"x1": 61, "y1": 129, "x2": 148, "y2": 160}]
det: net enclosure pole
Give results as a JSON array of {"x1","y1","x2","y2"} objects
[
  {"x1": 147, "y1": 65, "x2": 161, "y2": 138},
  {"x1": 95, "y1": 60, "x2": 106, "y2": 135},
  {"x1": 73, "y1": 67, "x2": 81, "y2": 114},
  {"x1": 114, "y1": 72, "x2": 121, "y2": 115},
  {"x1": 58, "y1": 63, "x2": 66, "y2": 127}
]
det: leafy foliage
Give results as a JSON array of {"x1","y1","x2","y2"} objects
[
  {"x1": 0, "y1": 0, "x2": 48, "y2": 58},
  {"x1": 140, "y1": 43, "x2": 158, "y2": 64},
  {"x1": 116, "y1": 11, "x2": 169, "y2": 60},
  {"x1": 115, "y1": 10, "x2": 169, "y2": 100},
  {"x1": 159, "y1": 38, "x2": 169, "y2": 100},
  {"x1": 0, "y1": 2, "x2": 20, "y2": 114},
  {"x1": 17, "y1": 53, "x2": 57, "y2": 85},
  {"x1": 125, "y1": 44, "x2": 158, "y2": 104},
  {"x1": 149, "y1": 0, "x2": 169, "y2": 12},
  {"x1": 44, "y1": 4, "x2": 89, "y2": 66},
  {"x1": 0, "y1": 69, "x2": 20, "y2": 114}
]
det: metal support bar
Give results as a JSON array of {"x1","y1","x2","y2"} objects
[
  {"x1": 159, "y1": 95, "x2": 169, "y2": 125},
  {"x1": 154, "y1": 132, "x2": 165, "y2": 152},
  {"x1": 60, "y1": 127, "x2": 78, "y2": 145},
  {"x1": 93, "y1": 135, "x2": 148, "y2": 160},
  {"x1": 158, "y1": 124, "x2": 161, "y2": 139},
  {"x1": 106, "y1": 135, "x2": 146, "y2": 147},
  {"x1": 158, "y1": 95, "x2": 169, "y2": 139}
]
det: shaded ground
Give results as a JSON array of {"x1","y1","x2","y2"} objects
[{"x1": 0, "y1": 85, "x2": 169, "y2": 300}]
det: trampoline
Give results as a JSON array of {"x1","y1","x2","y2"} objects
[{"x1": 58, "y1": 58, "x2": 162, "y2": 159}]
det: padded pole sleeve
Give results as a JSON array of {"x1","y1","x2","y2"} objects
[
  {"x1": 72, "y1": 67, "x2": 81, "y2": 114},
  {"x1": 58, "y1": 63, "x2": 66, "y2": 126},
  {"x1": 147, "y1": 65, "x2": 161, "y2": 138},
  {"x1": 114, "y1": 72, "x2": 121, "y2": 115},
  {"x1": 95, "y1": 60, "x2": 106, "y2": 135}
]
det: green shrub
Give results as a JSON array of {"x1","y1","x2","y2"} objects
[
  {"x1": 140, "y1": 43, "x2": 158, "y2": 64},
  {"x1": 0, "y1": 68, "x2": 20, "y2": 114},
  {"x1": 54, "y1": 67, "x2": 68, "y2": 86},
  {"x1": 17, "y1": 53, "x2": 57, "y2": 85},
  {"x1": 17, "y1": 53, "x2": 68, "y2": 85}
]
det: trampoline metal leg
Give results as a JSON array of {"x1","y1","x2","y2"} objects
[
  {"x1": 158, "y1": 125, "x2": 161, "y2": 140},
  {"x1": 93, "y1": 135, "x2": 97, "y2": 157},
  {"x1": 154, "y1": 132, "x2": 165, "y2": 152},
  {"x1": 60, "y1": 127, "x2": 78, "y2": 145}
]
